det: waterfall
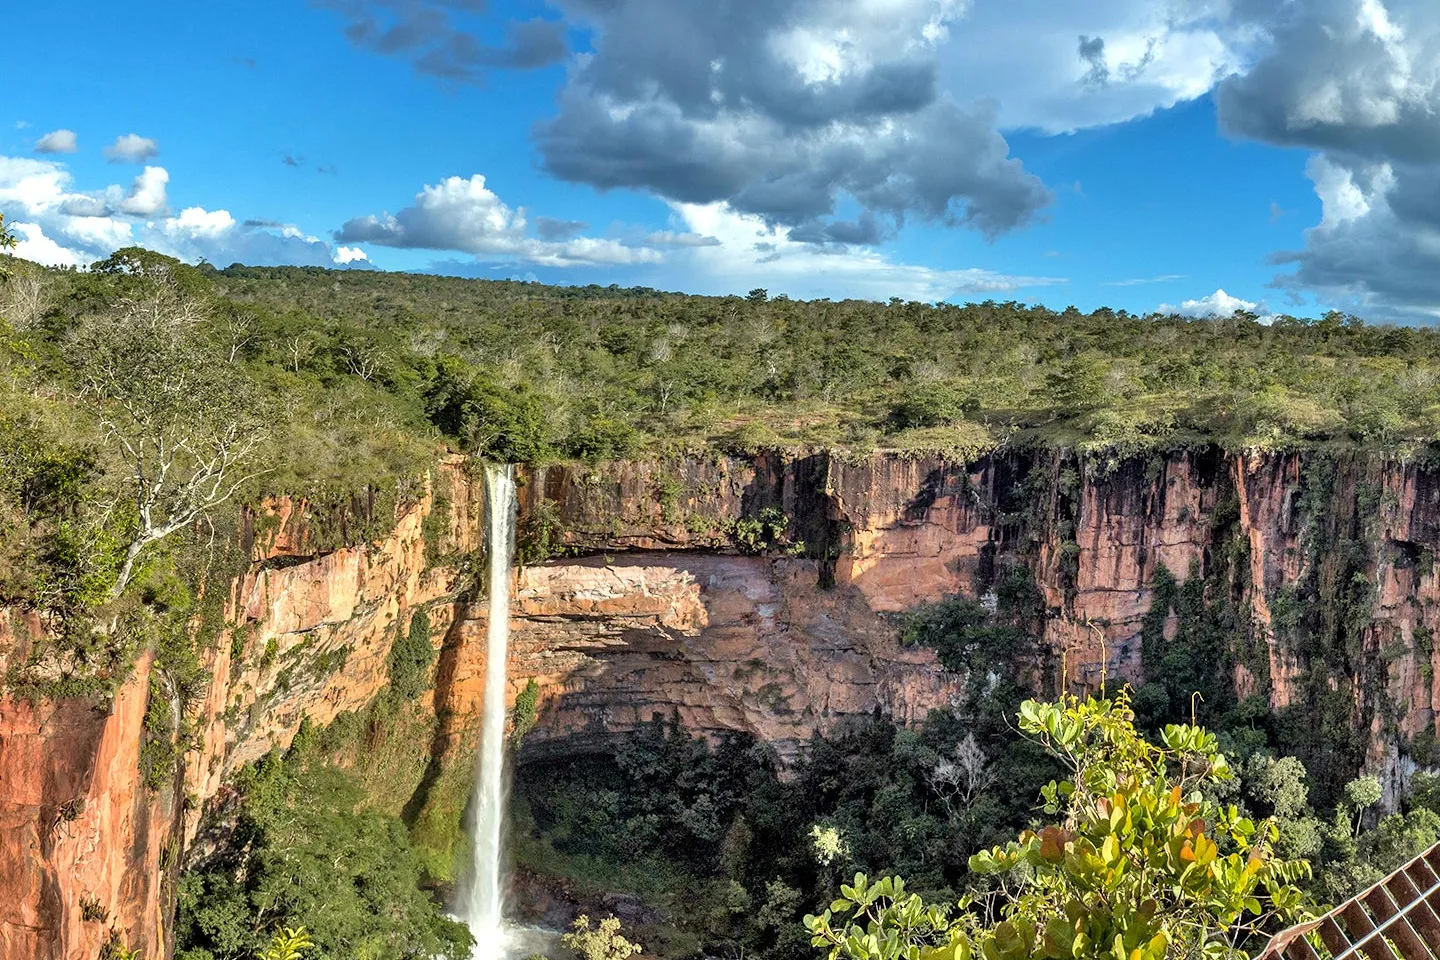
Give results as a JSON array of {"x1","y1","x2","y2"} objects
[{"x1": 463, "y1": 464, "x2": 517, "y2": 959}]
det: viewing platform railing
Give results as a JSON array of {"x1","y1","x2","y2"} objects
[{"x1": 1259, "y1": 843, "x2": 1440, "y2": 960}]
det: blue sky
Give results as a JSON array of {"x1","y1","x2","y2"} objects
[{"x1": 6, "y1": 0, "x2": 1438, "y2": 320}]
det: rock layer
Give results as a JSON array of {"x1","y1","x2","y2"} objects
[{"x1": 4, "y1": 448, "x2": 1440, "y2": 957}]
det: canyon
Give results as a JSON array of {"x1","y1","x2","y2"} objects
[{"x1": 2, "y1": 447, "x2": 1439, "y2": 958}]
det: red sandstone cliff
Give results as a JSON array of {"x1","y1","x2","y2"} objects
[{"x1": 3, "y1": 448, "x2": 1440, "y2": 957}]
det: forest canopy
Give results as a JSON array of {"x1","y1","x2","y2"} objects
[{"x1": 7, "y1": 251, "x2": 1440, "y2": 489}]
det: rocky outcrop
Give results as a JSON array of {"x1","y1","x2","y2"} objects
[
  {"x1": 5, "y1": 446, "x2": 1440, "y2": 957},
  {"x1": 0, "y1": 653, "x2": 171, "y2": 960},
  {"x1": 448, "y1": 554, "x2": 963, "y2": 763}
]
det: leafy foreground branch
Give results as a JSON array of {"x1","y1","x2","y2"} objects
[{"x1": 805, "y1": 693, "x2": 1314, "y2": 960}]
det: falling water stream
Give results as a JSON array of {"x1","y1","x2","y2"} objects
[{"x1": 463, "y1": 464, "x2": 517, "y2": 959}]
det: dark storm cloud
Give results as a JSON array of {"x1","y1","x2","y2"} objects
[
  {"x1": 315, "y1": 0, "x2": 566, "y2": 80},
  {"x1": 1078, "y1": 36, "x2": 1108, "y2": 86},
  {"x1": 788, "y1": 212, "x2": 887, "y2": 247},
  {"x1": 533, "y1": 216, "x2": 588, "y2": 241},
  {"x1": 1212, "y1": 0, "x2": 1440, "y2": 316},
  {"x1": 534, "y1": 0, "x2": 1050, "y2": 242},
  {"x1": 1217, "y1": 0, "x2": 1440, "y2": 163}
]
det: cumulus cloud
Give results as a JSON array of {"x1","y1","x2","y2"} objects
[
  {"x1": 1159, "y1": 289, "x2": 1265, "y2": 318},
  {"x1": 10, "y1": 221, "x2": 85, "y2": 267},
  {"x1": 104, "y1": 133, "x2": 159, "y2": 163},
  {"x1": 139, "y1": 210, "x2": 355, "y2": 267},
  {"x1": 644, "y1": 230, "x2": 720, "y2": 248},
  {"x1": 315, "y1": 0, "x2": 1259, "y2": 246},
  {"x1": 536, "y1": 0, "x2": 1050, "y2": 243},
  {"x1": 1216, "y1": 0, "x2": 1439, "y2": 160},
  {"x1": 336, "y1": 173, "x2": 663, "y2": 265},
  {"x1": 0, "y1": 154, "x2": 365, "y2": 270},
  {"x1": 115, "y1": 166, "x2": 169, "y2": 217},
  {"x1": 335, "y1": 245, "x2": 370, "y2": 264},
  {"x1": 1205, "y1": 0, "x2": 1440, "y2": 318},
  {"x1": 33, "y1": 129, "x2": 78, "y2": 154},
  {"x1": 659, "y1": 201, "x2": 1067, "y2": 302},
  {"x1": 315, "y1": 0, "x2": 567, "y2": 80},
  {"x1": 1263, "y1": 155, "x2": 1440, "y2": 321}
]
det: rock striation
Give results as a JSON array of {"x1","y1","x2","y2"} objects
[{"x1": 4, "y1": 448, "x2": 1440, "y2": 957}]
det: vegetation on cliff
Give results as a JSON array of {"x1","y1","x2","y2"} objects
[{"x1": 176, "y1": 728, "x2": 473, "y2": 960}]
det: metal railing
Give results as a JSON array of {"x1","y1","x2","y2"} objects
[{"x1": 1258, "y1": 843, "x2": 1440, "y2": 960}]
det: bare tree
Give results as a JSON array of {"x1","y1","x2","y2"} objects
[
  {"x1": 217, "y1": 309, "x2": 256, "y2": 363},
  {"x1": 285, "y1": 334, "x2": 315, "y2": 373},
  {"x1": 926, "y1": 732, "x2": 996, "y2": 819},
  {"x1": 72, "y1": 289, "x2": 268, "y2": 599},
  {"x1": 0, "y1": 271, "x2": 52, "y2": 330},
  {"x1": 341, "y1": 340, "x2": 385, "y2": 381}
]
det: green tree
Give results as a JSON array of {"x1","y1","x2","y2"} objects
[
  {"x1": 385, "y1": 608, "x2": 436, "y2": 703},
  {"x1": 259, "y1": 928, "x2": 313, "y2": 960},
  {"x1": 1045, "y1": 355, "x2": 1111, "y2": 418},
  {"x1": 176, "y1": 749, "x2": 472, "y2": 960},
  {"x1": 510, "y1": 677, "x2": 540, "y2": 746},
  {"x1": 805, "y1": 692, "x2": 1313, "y2": 960},
  {"x1": 0, "y1": 212, "x2": 15, "y2": 265},
  {"x1": 1341, "y1": 775, "x2": 1382, "y2": 835}
]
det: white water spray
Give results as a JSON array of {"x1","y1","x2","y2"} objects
[{"x1": 464, "y1": 464, "x2": 517, "y2": 958}]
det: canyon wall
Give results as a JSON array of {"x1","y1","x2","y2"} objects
[{"x1": 4, "y1": 448, "x2": 1440, "y2": 957}]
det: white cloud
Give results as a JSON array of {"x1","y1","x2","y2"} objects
[
  {"x1": 661, "y1": 201, "x2": 1067, "y2": 302},
  {"x1": 932, "y1": 0, "x2": 1247, "y2": 134},
  {"x1": 1265, "y1": 155, "x2": 1440, "y2": 322},
  {"x1": 535, "y1": 0, "x2": 1049, "y2": 241},
  {"x1": 33, "y1": 129, "x2": 78, "y2": 154},
  {"x1": 335, "y1": 245, "x2": 370, "y2": 264},
  {"x1": 104, "y1": 133, "x2": 159, "y2": 163},
  {"x1": 644, "y1": 230, "x2": 721, "y2": 248},
  {"x1": 10, "y1": 221, "x2": 84, "y2": 268},
  {"x1": 1103, "y1": 273, "x2": 1185, "y2": 287},
  {"x1": 1211, "y1": 0, "x2": 1440, "y2": 318},
  {"x1": 170, "y1": 205, "x2": 235, "y2": 236},
  {"x1": 337, "y1": 173, "x2": 665, "y2": 266},
  {"x1": 0, "y1": 153, "x2": 362, "y2": 271},
  {"x1": 1159, "y1": 288, "x2": 1264, "y2": 318},
  {"x1": 115, "y1": 166, "x2": 169, "y2": 217}
]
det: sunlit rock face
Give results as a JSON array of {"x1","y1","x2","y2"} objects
[{"x1": 6, "y1": 448, "x2": 1440, "y2": 957}]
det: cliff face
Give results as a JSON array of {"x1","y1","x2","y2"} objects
[
  {"x1": 0, "y1": 652, "x2": 171, "y2": 960},
  {"x1": 4, "y1": 448, "x2": 1440, "y2": 957}
]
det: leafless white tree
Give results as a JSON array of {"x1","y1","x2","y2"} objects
[
  {"x1": 218, "y1": 310, "x2": 256, "y2": 363},
  {"x1": 72, "y1": 289, "x2": 268, "y2": 600},
  {"x1": 926, "y1": 732, "x2": 996, "y2": 819},
  {"x1": 342, "y1": 340, "x2": 385, "y2": 381},
  {"x1": 0, "y1": 271, "x2": 52, "y2": 331},
  {"x1": 285, "y1": 334, "x2": 315, "y2": 373}
]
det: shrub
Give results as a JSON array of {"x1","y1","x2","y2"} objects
[{"x1": 386, "y1": 609, "x2": 436, "y2": 703}]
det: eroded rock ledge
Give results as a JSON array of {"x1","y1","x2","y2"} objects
[{"x1": 5, "y1": 447, "x2": 1440, "y2": 958}]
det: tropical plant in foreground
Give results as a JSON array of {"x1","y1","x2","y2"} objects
[
  {"x1": 260, "y1": 927, "x2": 314, "y2": 960},
  {"x1": 805, "y1": 692, "x2": 1314, "y2": 960}
]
